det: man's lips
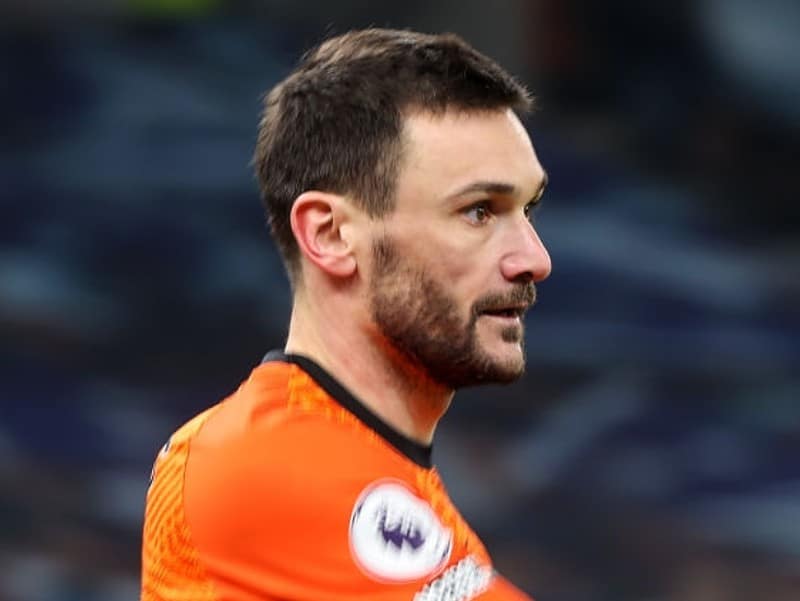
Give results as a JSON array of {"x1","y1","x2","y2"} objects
[
  {"x1": 479, "y1": 306, "x2": 527, "y2": 319},
  {"x1": 473, "y1": 285, "x2": 536, "y2": 319}
]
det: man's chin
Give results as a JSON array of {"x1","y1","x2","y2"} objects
[
  {"x1": 419, "y1": 345, "x2": 525, "y2": 388},
  {"x1": 479, "y1": 334, "x2": 527, "y2": 379},
  {"x1": 463, "y1": 346, "x2": 525, "y2": 386},
  {"x1": 490, "y1": 354, "x2": 526, "y2": 382}
]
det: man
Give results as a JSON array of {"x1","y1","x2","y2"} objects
[{"x1": 141, "y1": 28, "x2": 550, "y2": 600}]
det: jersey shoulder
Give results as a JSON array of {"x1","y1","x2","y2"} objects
[{"x1": 188, "y1": 359, "x2": 410, "y2": 477}]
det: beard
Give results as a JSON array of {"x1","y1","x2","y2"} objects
[{"x1": 368, "y1": 235, "x2": 535, "y2": 389}]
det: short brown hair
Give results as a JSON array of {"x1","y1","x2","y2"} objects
[{"x1": 253, "y1": 28, "x2": 533, "y2": 279}]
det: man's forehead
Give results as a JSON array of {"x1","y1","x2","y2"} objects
[{"x1": 398, "y1": 108, "x2": 544, "y2": 199}]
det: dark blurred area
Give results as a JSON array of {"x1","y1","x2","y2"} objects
[{"x1": 1, "y1": 1, "x2": 798, "y2": 600}]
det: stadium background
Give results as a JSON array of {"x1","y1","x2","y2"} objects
[{"x1": 1, "y1": 0, "x2": 799, "y2": 599}]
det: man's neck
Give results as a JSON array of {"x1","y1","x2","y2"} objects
[{"x1": 285, "y1": 294, "x2": 453, "y2": 446}]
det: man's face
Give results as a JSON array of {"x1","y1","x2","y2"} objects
[{"x1": 366, "y1": 108, "x2": 551, "y2": 388}]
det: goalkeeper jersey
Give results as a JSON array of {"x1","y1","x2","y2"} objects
[{"x1": 141, "y1": 351, "x2": 533, "y2": 601}]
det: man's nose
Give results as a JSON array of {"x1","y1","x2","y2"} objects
[{"x1": 499, "y1": 221, "x2": 552, "y2": 283}]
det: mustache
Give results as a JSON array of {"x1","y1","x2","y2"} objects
[{"x1": 472, "y1": 283, "x2": 537, "y2": 315}]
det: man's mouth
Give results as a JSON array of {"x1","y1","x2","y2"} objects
[
  {"x1": 474, "y1": 285, "x2": 536, "y2": 322},
  {"x1": 480, "y1": 306, "x2": 525, "y2": 319}
]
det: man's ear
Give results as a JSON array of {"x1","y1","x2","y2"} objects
[{"x1": 290, "y1": 191, "x2": 359, "y2": 278}]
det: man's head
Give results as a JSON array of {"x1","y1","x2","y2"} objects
[
  {"x1": 254, "y1": 29, "x2": 550, "y2": 387},
  {"x1": 254, "y1": 28, "x2": 532, "y2": 279}
]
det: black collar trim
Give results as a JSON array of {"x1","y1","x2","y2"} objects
[{"x1": 262, "y1": 350, "x2": 433, "y2": 469}]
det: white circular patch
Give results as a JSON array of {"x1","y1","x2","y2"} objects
[{"x1": 349, "y1": 480, "x2": 452, "y2": 582}]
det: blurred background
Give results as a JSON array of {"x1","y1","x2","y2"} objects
[{"x1": 1, "y1": 0, "x2": 799, "y2": 599}]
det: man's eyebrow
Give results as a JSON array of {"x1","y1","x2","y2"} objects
[
  {"x1": 447, "y1": 180, "x2": 517, "y2": 199},
  {"x1": 448, "y1": 170, "x2": 549, "y2": 203}
]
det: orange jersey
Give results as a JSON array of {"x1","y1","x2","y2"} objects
[{"x1": 141, "y1": 351, "x2": 533, "y2": 601}]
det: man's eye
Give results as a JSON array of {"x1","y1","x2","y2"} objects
[{"x1": 465, "y1": 202, "x2": 491, "y2": 224}]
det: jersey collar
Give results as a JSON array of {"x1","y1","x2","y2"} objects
[{"x1": 262, "y1": 350, "x2": 434, "y2": 469}]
